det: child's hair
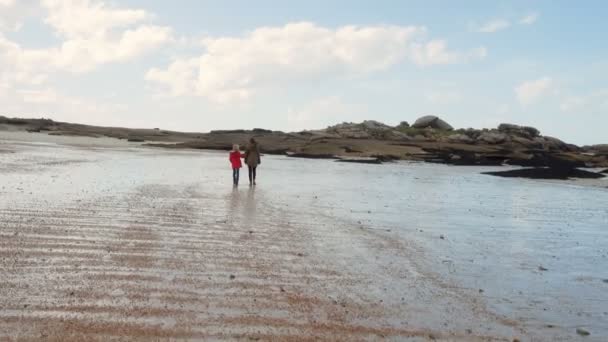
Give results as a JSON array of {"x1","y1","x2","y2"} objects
[{"x1": 232, "y1": 144, "x2": 239, "y2": 151}]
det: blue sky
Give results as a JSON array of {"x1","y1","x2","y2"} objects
[{"x1": 1, "y1": 0, "x2": 606, "y2": 144}]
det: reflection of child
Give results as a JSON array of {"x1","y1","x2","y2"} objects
[{"x1": 229, "y1": 144, "x2": 244, "y2": 186}]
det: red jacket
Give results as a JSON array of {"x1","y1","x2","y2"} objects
[{"x1": 229, "y1": 151, "x2": 244, "y2": 168}]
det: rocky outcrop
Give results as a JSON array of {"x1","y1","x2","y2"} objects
[
  {"x1": 412, "y1": 116, "x2": 453, "y2": 130},
  {"x1": 324, "y1": 121, "x2": 411, "y2": 140},
  {"x1": 2, "y1": 116, "x2": 607, "y2": 172}
]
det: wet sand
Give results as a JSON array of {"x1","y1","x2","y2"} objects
[{"x1": 1, "y1": 135, "x2": 607, "y2": 341}]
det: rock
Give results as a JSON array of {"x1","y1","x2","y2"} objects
[
  {"x1": 576, "y1": 328, "x2": 590, "y2": 336},
  {"x1": 498, "y1": 123, "x2": 540, "y2": 138},
  {"x1": 412, "y1": 134, "x2": 427, "y2": 140},
  {"x1": 286, "y1": 152, "x2": 338, "y2": 159},
  {"x1": 252, "y1": 128, "x2": 273, "y2": 133},
  {"x1": 342, "y1": 145, "x2": 363, "y2": 153},
  {"x1": 325, "y1": 121, "x2": 410, "y2": 140},
  {"x1": 511, "y1": 136, "x2": 541, "y2": 148},
  {"x1": 210, "y1": 129, "x2": 247, "y2": 134},
  {"x1": 586, "y1": 144, "x2": 608, "y2": 153},
  {"x1": 412, "y1": 115, "x2": 453, "y2": 130},
  {"x1": 335, "y1": 157, "x2": 382, "y2": 164},
  {"x1": 395, "y1": 121, "x2": 410, "y2": 129},
  {"x1": 477, "y1": 132, "x2": 508, "y2": 144},
  {"x1": 483, "y1": 168, "x2": 606, "y2": 180},
  {"x1": 447, "y1": 134, "x2": 474, "y2": 144},
  {"x1": 536, "y1": 136, "x2": 569, "y2": 151},
  {"x1": 229, "y1": 274, "x2": 236, "y2": 280},
  {"x1": 601, "y1": 169, "x2": 608, "y2": 174},
  {"x1": 361, "y1": 120, "x2": 392, "y2": 130},
  {"x1": 538, "y1": 266, "x2": 548, "y2": 271}
]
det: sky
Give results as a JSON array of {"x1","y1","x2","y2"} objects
[{"x1": 0, "y1": 0, "x2": 607, "y2": 145}]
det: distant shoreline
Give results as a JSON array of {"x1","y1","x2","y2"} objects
[{"x1": 2, "y1": 116, "x2": 607, "y2": 178}]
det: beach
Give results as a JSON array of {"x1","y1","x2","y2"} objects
[{"x1": 1, "y1": 133, "x2": 607, "y2": 341}]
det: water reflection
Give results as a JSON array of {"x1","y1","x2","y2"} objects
[
  {"x1": 245, "y1": 186, "x2": 256, "y2": 220},
  {"x1": 226, "y1": 185, "x2": 257, "y2": 223}
]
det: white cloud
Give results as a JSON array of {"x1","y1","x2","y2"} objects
[
  {"x1": 147, "y1": 22, "x2": 486, "y2": 102},
  {"x1": 42, "y1": 0, "x2": 149, "y2": 38},
  {"x1": 475, "y1": 19, "x2": 511, "y2": 33},
  {"x1": 0, "y1": 0, "x2": 172, "y2": 87},
  {"x1": 411, "y1": 40, "x2": 486, "y2": 66},
  {"x1": 520, "y1": 13, "x2": 539, "y2": 25},
  {"x1": 0, "y1": 0, "x2": 32, "y2": 32},
  {"x1": 515, "y1": 77, "x2": 553, "y2": 105}
]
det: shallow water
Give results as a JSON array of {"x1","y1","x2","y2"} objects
[{"x1": 1, "y1": 134, "x2": 607, "y2": 341}]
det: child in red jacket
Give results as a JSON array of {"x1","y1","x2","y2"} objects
[{"x1": 229, "y1": 144, "x2": 244, "y2": 185}]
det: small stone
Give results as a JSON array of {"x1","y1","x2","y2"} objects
[
  {"x1": 229, "y1": 274, "x2": 235, "y2": 280},
  {"x1": 602, "y1": 279, "x2": 608, "y2": 283},
  {"x1": 478, "y1": 289, "x2": 484, "y2": 293},
  {"x1": 280, "y1": 287, "x2": 285, "y2": 293},
  {"x1": 538, "y1": 266, "x2": 548, "y2": 271},
  {"x1": 576, "y1": 328, "x2": 590, "y2": 336},
  {"x1": 440, "y1": 235, "x2": 445, "y2": 240}
]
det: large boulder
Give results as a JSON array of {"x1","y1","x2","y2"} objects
[
  {"x1": 412, "y1": 115, "x2": 453, "y2": 130},
  {"x1": 497, "y1": 123, "x2": 540, "y2": 138}
]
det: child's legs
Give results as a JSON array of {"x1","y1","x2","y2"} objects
[{"x1": 233, "y1": 168, "x2": 239, "y2": 183}]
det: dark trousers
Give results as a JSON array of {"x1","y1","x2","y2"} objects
[
  {"x1": 232, "y1": 168, "x2": 240, "y2": 184},
  {"x1": 248, "y1": 166, "x2": 257, "y2": 183}
]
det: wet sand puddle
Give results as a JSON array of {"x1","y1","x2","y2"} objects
[{"x1": 0, "y1": 138, "x2": 603, "y2": 341}]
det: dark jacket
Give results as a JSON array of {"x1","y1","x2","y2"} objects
[{"x1": 244, "y1": 143, "x2": 261, "y2": 167}]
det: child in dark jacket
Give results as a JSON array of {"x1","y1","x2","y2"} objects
[{"x1": 229, "y1": 144, "x2": 244, "y2": 185}]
